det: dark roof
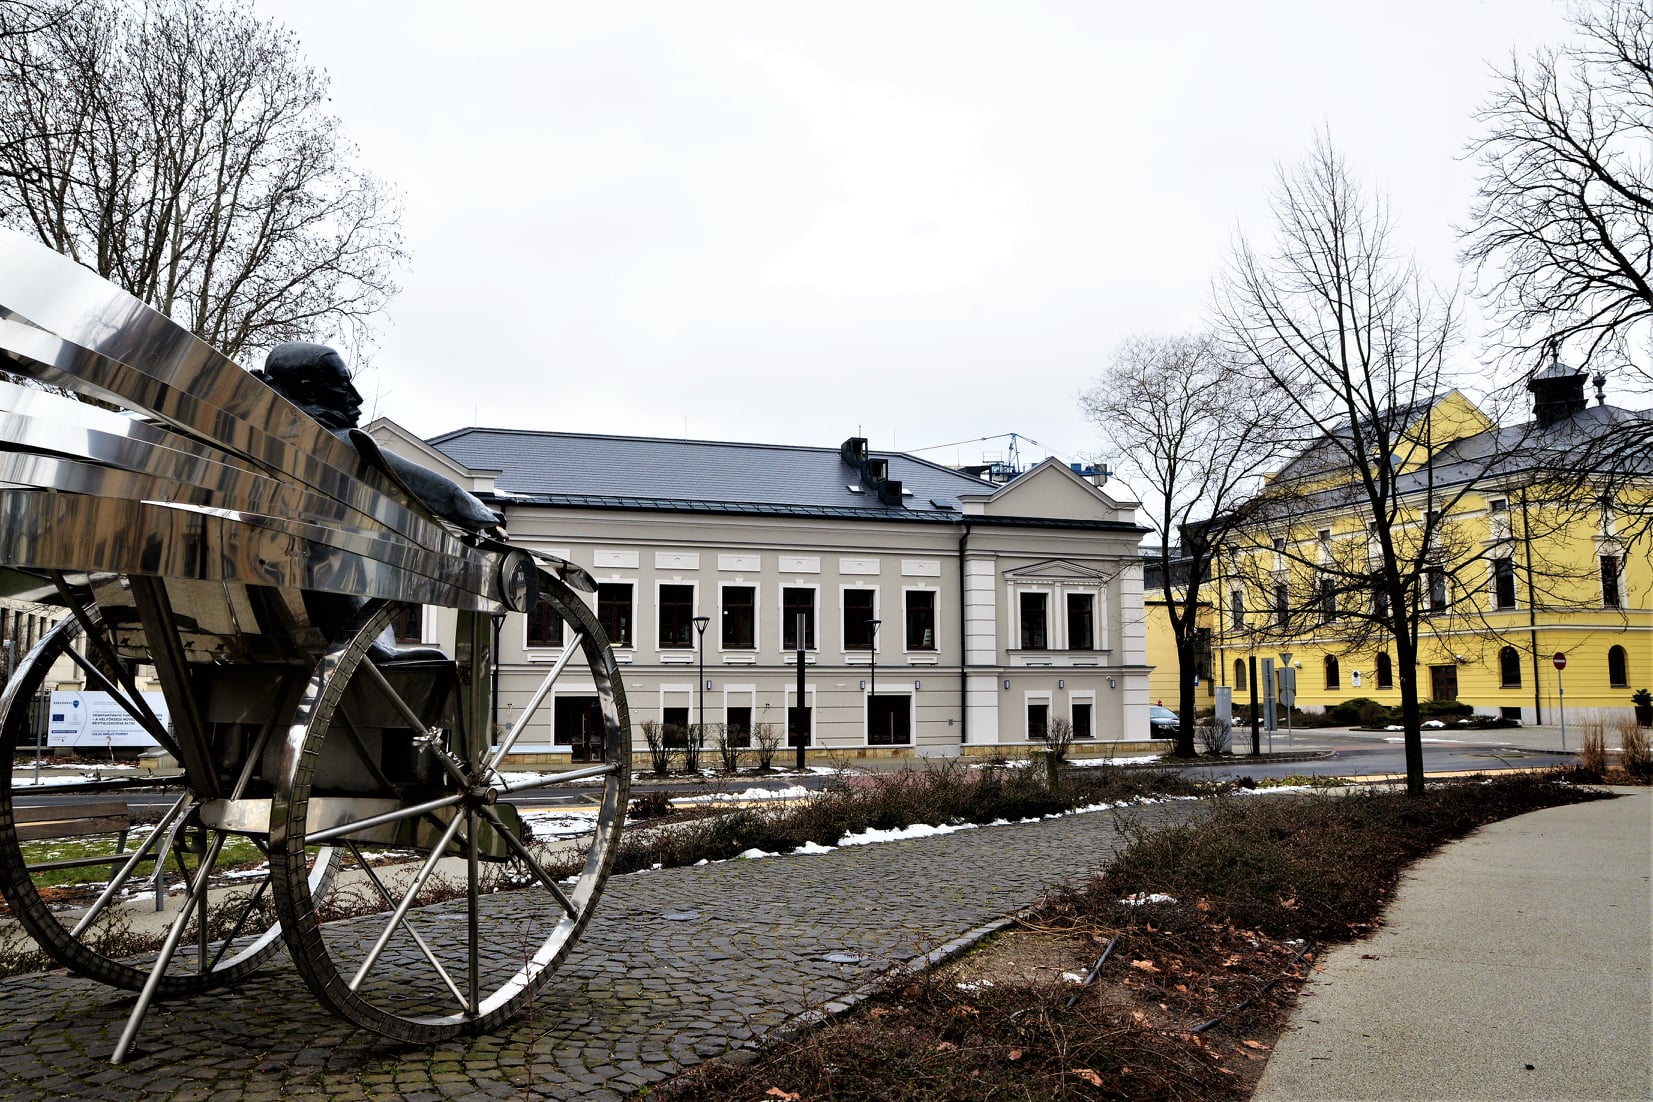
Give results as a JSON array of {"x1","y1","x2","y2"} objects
[{"x1": 427, "y1": 428, "x2": 1008, "y2": 522}]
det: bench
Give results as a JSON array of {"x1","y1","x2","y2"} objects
[{"x1": 12, "y1": 801, "x2": 133, "y2": 873}]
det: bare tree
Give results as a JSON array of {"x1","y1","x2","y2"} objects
[
  {"x1": 1465, "y1": 0, "x2": 1652, "y2": 384},
  {"x1": 0, "y1": 0, "x2": 405, "y2": 364},
  {"x1": 1081, "y1": 332, "x2": 1288, "y2": 757},
  {"x1": 1217, "y1": 137, "x2": 1524, "y2": 795}
]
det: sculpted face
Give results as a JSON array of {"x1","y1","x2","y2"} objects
[{"x1": 260, "y1": 342, "x2": 363, "y2": 430}]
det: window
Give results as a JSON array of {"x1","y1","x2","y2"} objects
[
  {"x1": 1318, "y1": 577, "x2": 1336, "y2": 622},
  {"x1": 1274, "y1": 581, "x2": 1289, "y2": 626},
  {"x1": 1067, "y1": 593, "x2": 1094, "y2": 650},
  {"x1": 1317, "y1": 527, "x2": 1332, "y2": 547},
  {"x1": 1019, "y1": 592, "x2": 1048, "y2": 650},
  {"x1": 526, "y1": 599, "x2": 563, "y2": 647},
  {"x1": 658, "y1": 584, "x2": 696, "y2": 648},
  {"x1": 1492, "y1": 557, "x2": 1517, "y2": 610},
  {"x1": 843, "y1": 589, "x2": 877, "y2": 650},
  {"x1": 1499, "y1": 646, "x2": 1522, "y2": 688},
  {"x1": 1027, "y1": 700, "x2": 1049, "y2": 739},
  {"x1": 1609, "y1": 645, "x2": 1629, "y2": 688},
  {"x1": 1375, "y1": 651, "x2": 1393, "y2": 690},
  {"x1": 390, "y1": 603, "x2": 422, "y2": 645},
  {"x1": 1428, "y1": 566, "x2": 1448, "y2": 611},
  {"x1": 597, "y1": 583, "x2": 632, "y2": 647},
  {"x1": 1324, "y1": 655, "x2": 1341, "y2": 691},
  {"x1": 782, "y1": 587, "x2": 816, "y2": 650},
  {"x1": 1071, "y1": 700, "x2": 1093, "y2": 739},
  {"x1": 906, "y1": 590, "x2": 937, "y2": 651},
  {"x1": 721, "y1": 586, "x2": 755, "y2": 649},
  {"x1": 1234, "y1": 659, "x2": 1248, "y2": 692},
  {"x1": 1273, "y1": 537, "x2": 1287, "y2": 554},
  {"x1": 1372, "y1": 574, "x2": 1389, "y2": 620},
  {"x1": 1489, "y1": 497, "x2": 1507, "y2": 514},
  {"x1": 1601, "y1": 555, "x2": 1622, "y2": 608},
  {"x1": 662, "y1": 705, "x2": 690, "y2": 746},
  {"x1": 724, "y1": 706, "x2": 753, "y2": 747},
  {"x1": 1229, "y1": 588, "x2": 1245, "y2": 631}
]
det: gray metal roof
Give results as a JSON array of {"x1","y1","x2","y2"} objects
[{"x1": 427, "y1": 428, "x2": 1003, "y2": 521}]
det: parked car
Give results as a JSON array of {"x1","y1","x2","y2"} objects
[{"x1": 1149, "y1": 704, "x2": 1180, "y2": 737}]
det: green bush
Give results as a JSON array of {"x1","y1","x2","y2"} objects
[{"x1": 1328, "y1": 697, "x2": 1380, "y2": 724}]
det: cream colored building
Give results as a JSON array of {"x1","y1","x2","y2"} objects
[{"x1": 371, "y1": 424, "x2": 1153, "y2": 762}]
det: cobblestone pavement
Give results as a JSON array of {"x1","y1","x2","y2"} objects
[{"x1": 0, "y1": 800, "x2": 1198, "y2": 1100}]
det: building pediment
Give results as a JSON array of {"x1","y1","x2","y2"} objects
[
  {"x1": 959, "y1": 457, "x2": 1137, "y2": 521},
  {"x1": 1004, "y1": 559, "x2": 1114, "y2": 583}
]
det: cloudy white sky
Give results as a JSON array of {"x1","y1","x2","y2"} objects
[{"x1": 262, "y1": 0, "x2": 1585, "y2": 471}]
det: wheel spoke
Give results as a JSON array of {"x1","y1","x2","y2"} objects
[
  {"x1": 498, "y1": 761, "x2": 617, "y2": 792},
  {"x1": 344, "y1": 842, "x2": 467, "y2": 1010},
  {"x1": 486, "y1": 633, "x2": 584, "y2": 769},
  {"x1": 307, "y1": 792, "x2": 466, "y2": 845},
  {"x1": 466, "y1": 805, "x2": 480, "y2": 1016},
  {"x1": 478, "y1": 805, "x2": 578, "y2": 919},
  {"x1": 69, "y1": 794, "x2": 191, "y2": 938},
  {"x1": 348, "y1": 810, "x2": 468, "y2": 992},
  {"x1": 356, "y1": 658, "x2": 467, "y2": 788},
  {"x1": 205, "y1": 869, "x2": 274, "y2": 971}
]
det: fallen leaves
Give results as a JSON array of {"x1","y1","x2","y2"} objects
[
  {"x1": 1129, "y1": 959, "x2": 1160, "y2": 973},
  {"x1": 765, "y1": 1089, "x2": 801, "y2": 1101},
  {"x1": 1071, "y1": 1068, "x2": 1104, "y2": 1086}
]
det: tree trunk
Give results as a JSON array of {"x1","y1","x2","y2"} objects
[
  {"x1": 1173, "y1": 638, "x2": 1198, "y2": 758},
  {"x1": 1395, "y1": 636, "x2": 1425, "y2": 796}
]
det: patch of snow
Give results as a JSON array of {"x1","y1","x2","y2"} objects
[
  {"x1": 1068, "y1": 752, "x2": 1166, "y2": 767},
  {"x1": 1382, "y1": 737, "x2": 1458, "y2": 744},
  {"x1": 793, "y1": 840, "x2": 835, "y2": 855},
  {"x1": 676, "y1": 785, "x2": 811, "y2": 805},
  {"x1": 955, "y1": 979, "x2": 994, "y2": 992},
  {"x1": 1061, "y1": 971, "x2": 1087, "y2": 984},
  {"x1": 735, "y1": 848, "x2": 776, "y2": 860},
  {"x1": 1120, "y1": 892, "x2": 1177, "y2": 905},
  {"x1": 838, "y1": 821, "x2": 977, "y2": 847},
  {"x1": 1423, "y1": 720, "x2": 1447, "y2": 729}
]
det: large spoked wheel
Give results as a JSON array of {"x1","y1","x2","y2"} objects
[
  {"x1": 0, "y1": 608, "x2": 306, "y2": 994},
  {"x1": 270, "y1": 573, "x2": 629, "y2": 1042}
]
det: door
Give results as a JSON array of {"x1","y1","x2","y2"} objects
[
  {"x1": 1429, "y1": 665, "x2": 1459, "y2": 702},
  {"x1": 553, "y1": 695, "x2": 604, "y2": 761}
]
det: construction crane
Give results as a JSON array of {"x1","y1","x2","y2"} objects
[{"x1": 906, "y1": 432, "x2": 1108, "y2": 485}]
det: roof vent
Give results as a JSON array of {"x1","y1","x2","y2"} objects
[
  {"x1": 876, "y1": 479, "x2": 904, "y2": 506},
  {"x1": 840, "y1": 436, "x2": 869, "y2": 468},
  {"x1": 863, "y1": 457, "x2": 888, "y2": 482}
]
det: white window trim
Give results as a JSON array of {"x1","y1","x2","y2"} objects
[
  {"x1": 717, "y1": 581, "x2": 760, "y2": 655},
  {"x1": 595, "y1": 578, "x2": 637, "y2": 652},
  {"x1": 781, "y1": 685, "x2": 818, "y2": 743},
  {"x1": 653, "y1": 579, "x2": 700, "y2": 657},
  {"x1": 1024, "y1": 690, "x2": 1054, "y2": 741},
  {"x1": 1060, "y1": 588, "x2": 1103, "y2": 652},
  {"x1": 839, "y1": 583, "x2": 881, "y2": 662},
  {"x1": 1069, "y1": 691, "x2": 1096, "y2": 739},
  {"x1": 901, "y1": 584, "x2": 940, "y2": 655},
  {"x1": 1009, "y1": 585, "x2": 1054, "y2": 652},
  {"x1": 864, "y1": 684, "x2": 914, "y2": 747},
  {"x1": 779, "y1": 583, "x2": 820, "y2": 654}
]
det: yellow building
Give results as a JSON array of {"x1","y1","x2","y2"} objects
[{"x1": 1202, "y1": 370, "x2": 1651, "y2": 726}]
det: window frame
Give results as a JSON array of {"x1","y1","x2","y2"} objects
[
  {"x1": 1018, "y1": 590, "x2": 1049, "y2": 651},
  {"x1": 1375, "y1": 651, "x2": 1394, "y2": 690},
  {"x1": 904, "y1": 587, "x2": 938, "y2": 652},
  {"x1": 525, "y1": 598, "x2": 564, "y2": 649},
  {"x1": 656, "y1": 582, "x2": 698, "y2": 650},
  {"x1": 1069, "y1": 694, "x2": 1095, "y2": 740},
  {"x1": 719, "y1": 583, "x2": 757, "y2": 651},
  {"x1": 841, "y1": 587, "x2": 879, "y2": 652},
  {"x1": 1492, "y1": 556, "x2": 1517, "y2": 611},
  {"x1": 1499, "y1": 645, "x2": 1523, "y2": 688},
  {"x1": 1324, "y1": 654, "x2": 1341, "y2": 691},
  {"x1": 1608, "y1": 644, "x2": 1629, "y2": 688},
  {"x1": 1065, "y1": 591, "x2": 1095, "y2": 651},
  {"x1": 781, "y1": 585, "x2": 818, "y2": 651},
  {"x1": 1601, "y1": 554, "x2": 1622, "y2": 608},
  {"x1": 596, "y1": 581, "x2": 635, "y2": 649}
]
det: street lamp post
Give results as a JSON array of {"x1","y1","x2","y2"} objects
[
  {"x1": 692, "y1": 615, "x2": 710, "y2": 760},
  {"x1": 867, "y1": 618, "x2": 881, "y2": 741}
]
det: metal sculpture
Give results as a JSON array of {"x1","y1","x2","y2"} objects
[{"x1": 0, "y1": 229, "x2": 630, "y2": 1061}]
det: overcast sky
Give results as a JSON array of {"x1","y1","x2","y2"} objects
[{"x1": 261, "y1": 0, "x2": 1589, "y2": 472}]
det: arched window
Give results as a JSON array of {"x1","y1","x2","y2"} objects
[
  {"x1": 1375, "y1": 652, "x2": 1393, "y2": 690},
  {"x1": 1608, "y1": 645, "x2": 1629, "y2": 688},
  {"x1": 1234, "y1": 659, "x2": 1248, "y2": 692},
  {"x1": 1499, "y1": 646, "x2": 1522, "y2": 688},
  {"x1": 1324, "y1": 655, "x2": 1341, "y2": 691}
]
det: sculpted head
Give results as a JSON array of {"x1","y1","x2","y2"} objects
[{"x1": 256, "y1": 342, "x2": 364, "y2": 430}]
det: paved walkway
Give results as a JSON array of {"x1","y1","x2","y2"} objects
[
  {"x1": 1255, "y1": 786, "x2": 1653, "y2": 1102},
  {"x1": 0, "y1": 800, "x2": 1196, "y2": 1100}
]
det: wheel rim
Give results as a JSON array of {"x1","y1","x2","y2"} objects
[
  {"x1": 270, "y1": 575, "x2": 629, "y2": 1042},
  {"x1": 0, "y1": 606, "x2": 314, "y2": 993}
]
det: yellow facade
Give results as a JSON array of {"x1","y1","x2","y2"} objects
[{"x1": 1199, "y1": 393, "x2": 1651, "y2": 725}]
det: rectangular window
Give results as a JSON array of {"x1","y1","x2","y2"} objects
[
  {"x1": 1019, "y1": 592, "x2": 1048, "y2": 650},
  {"x1": 721, "y1": 586, "x2": 755, "y2": 649},
  {"x1": 1071, "y1": 700, "x2": 1093, "y2": 740},
  {"x1": 1601, "y1": 555, "x2": 1622, "y2": 608},
  {"x1": 1428, "y1": 567, "x2": 1448, "y2": 611},
  {"x1": 1373, "y1": 574, "x2": 1389, "y2": 620},
  {"x1": 1027, "y1": 701, "x2": 1049, "y2": 739},
  {"x1": 1066, "y1": 593, "x2": 1094, "y2": 650},
  {"x1": 905, "y1": 590, "x2": 936, "y2": 651},
  {"x1": 1318, "y1": 577, "x2": 1336, "y2": 623},
  {"x1": 1489, "y1": 497, "x2": 1507, "y2": 514},
  {"x1": 1274, "y1": 581, "x2": 1289, "y2": 626},
  {"x1": 658, "y1": 584, "x2": 695, "y2": 648},
  {"x1": 843, "y1": 589, "x2": 877, "y2": 650},
  {"x1": 526, "y1": 600, "x2": 563, "y2": 647},
  {"x1": 782, "y1": 587, "x2": 815, "y2": 650},
  {"x1": 597, "y1": 583, "x2": 632, "y2": 648},
  {"x1": 725, "y1": 705, "x2": 752, "y2": 747},
  {"x1": 1492, "y1": 558, "x2": 1517, "y2": 610},
  {"x1": 390, "y1": 603, "x2": 422, "y2": 645},
  {"x1": 661, "y1": 705, "x2": 689, "y2": 746},
  {"x1": 1229, "y1": 588, "x2": 1245, "y2": 631}
]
